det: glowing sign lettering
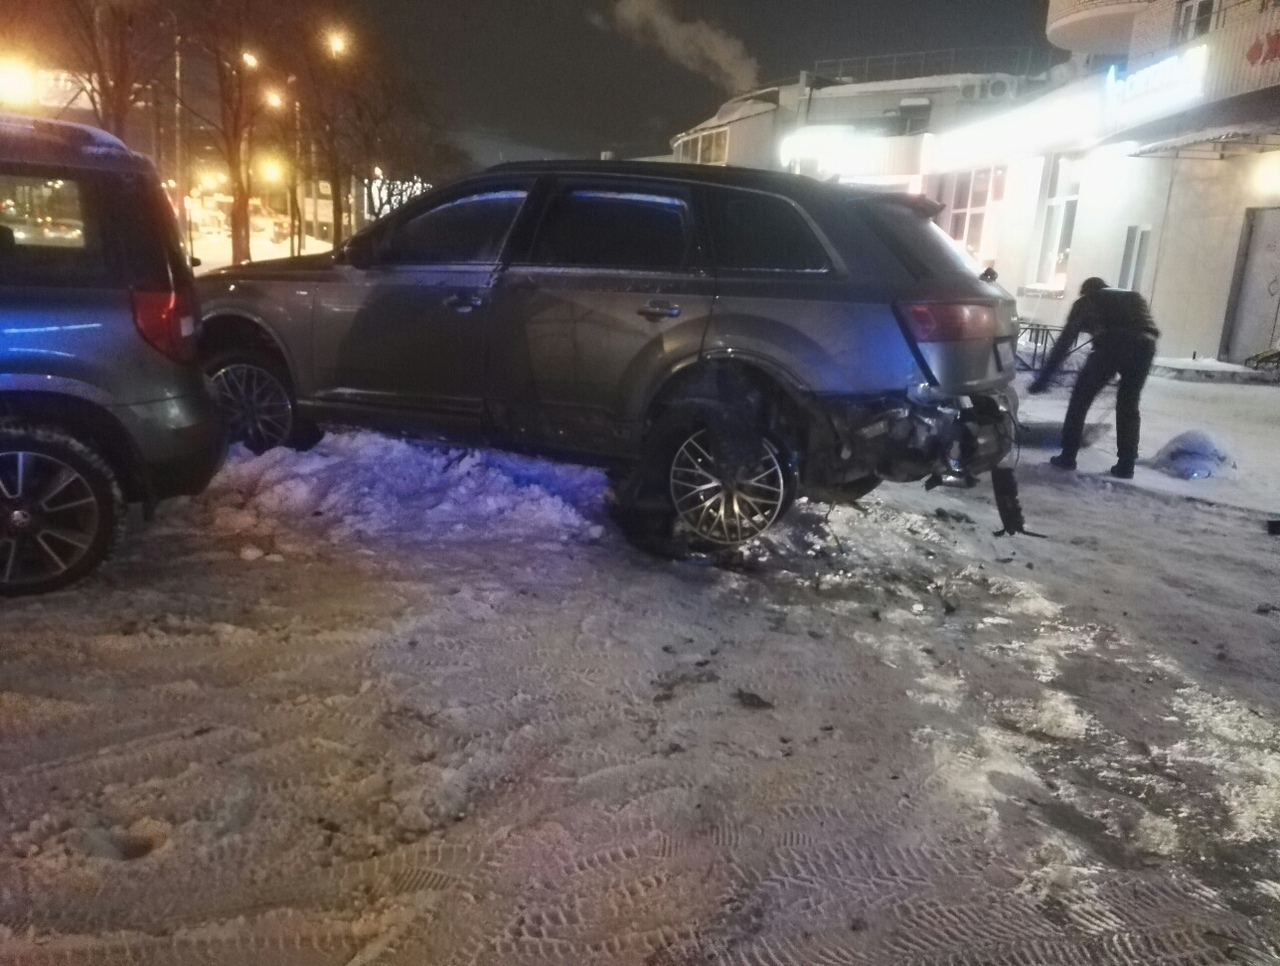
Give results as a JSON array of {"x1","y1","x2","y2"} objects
[{"x1": 1104, "y1": 45, "x2": 1209, "y2": 131}]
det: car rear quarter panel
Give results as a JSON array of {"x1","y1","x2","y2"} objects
[
  {"x1": 0, "y1": 286, "x2": 206, "y2": 405},
  {"x1": 705, "y1": 279, "x2": 925, "y2": 397}
]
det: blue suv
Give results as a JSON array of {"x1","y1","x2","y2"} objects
[{"x1": 0, "y1": 115, "x2": 226, "y2": 596}]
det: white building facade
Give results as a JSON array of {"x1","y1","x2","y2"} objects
[{"x1": 672, "y1": 3, "x2": 1280, "y2": 363}]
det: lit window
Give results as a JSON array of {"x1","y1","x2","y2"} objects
[
  {"x1": 946, "y1": 165, "x2": 1005, "y2": 263},
  {"x1": 676, "y1": 129, "x2": 729, "y2": 166},
  {"x1": 1118, "y1": 225, "x2": 1152, "y2": 291},
  {"x1": 1035, "y1": 155, "x2": 1082, "y2": 291}
]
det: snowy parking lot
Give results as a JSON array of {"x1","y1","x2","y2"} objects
[{"x1": 1, "y1": 379, "x2": 1279, "y2": 965}]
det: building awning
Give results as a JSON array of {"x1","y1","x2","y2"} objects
[
  {"x1": 1106, "y1": 83, "x2": 1280, "y2": 153},
  {"x1": 1132, "y1": 121, "x2": 1280, "y2": 156}
]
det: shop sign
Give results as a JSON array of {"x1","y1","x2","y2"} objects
[{"x1": 1105, "y1": 45, "x2": 1209, "y2": 131}]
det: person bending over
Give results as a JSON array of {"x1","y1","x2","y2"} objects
[{"x1": 1028, "y1": 277, "x2": 1160, "y2": 479}]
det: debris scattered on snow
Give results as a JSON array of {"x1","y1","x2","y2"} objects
[{"x1": 733, "y1": 689, "x2": 774, "y2": 710}]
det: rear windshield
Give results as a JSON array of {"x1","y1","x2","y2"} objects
[
  {"x1": 0, "y1": 166, "x2": 111, "y2": 287},
  {"x1": 857, "y1": 199, "x2": 983, "y2": 281}
]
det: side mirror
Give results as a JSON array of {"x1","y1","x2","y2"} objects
[
  {"x1": 344, "y1": 233, "x2": 377, "y2": 270},
  {"x1": 980, "y1": 266, "x2": 999, "y2": 283},
  {"x1": 190, "y1": 255, "x2": 203, "y2": 268}
]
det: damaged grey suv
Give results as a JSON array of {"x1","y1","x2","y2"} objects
[{"x1": 197, "y1": 161, "x2": 1018, "y2": 546}]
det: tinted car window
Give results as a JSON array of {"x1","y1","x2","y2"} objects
[
  {"x1": 707, "y1": 189, "x2": 830, "y2": 273},
  {"x1": 0, "y1": 169, "x2": 108, "y2": 287},
  {"x1": 385, "y1": 190, "x2": 527, "y2": 265},
  {"x1": 531, "y1": 189, "x2": 690, "y2": 270},
  {"x1": 859, "y1": 199, "x2": 981, "y2": 280}
]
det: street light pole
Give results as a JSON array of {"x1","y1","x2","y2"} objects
[{"x1": 173, "y1": 28, "x2": 192, "y2": 252}]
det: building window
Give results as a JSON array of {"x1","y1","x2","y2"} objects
[
  {"x1": 674, "y1": 128, "x2": 729, "y2": 166},
  {"x1": 1176, "y1": 0, "x2": 1218, "y2": 42},
  {"x1": 947, "y1": 166, "x2": 1006, "y2": 261},
  {"x1": 1118, "y1": 225, "x2": 1152, "y2": 291},
  {"x1": 1035, "y1": 155, "x2": 1082, "y2": 292}
]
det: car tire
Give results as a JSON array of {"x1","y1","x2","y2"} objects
[
  {"x1": 619, "y1": 400, "x2": 798, "y2": 550},
  {"x1": 0, "y1": 424, "x2": 126, "y2": 597},
  {"x1": 204, "y1": 349, "x2": 320, "y2": 455}
]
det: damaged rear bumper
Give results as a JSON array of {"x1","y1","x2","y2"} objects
[{"x1": 803, "y1": 386, "x2": 1017, "y2": 498}]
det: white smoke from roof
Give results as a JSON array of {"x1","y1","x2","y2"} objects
[{"x1": 611, "y1": 0, "x2": 760, "y2": 94}]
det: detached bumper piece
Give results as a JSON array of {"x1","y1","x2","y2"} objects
[{"x1": 808, "y1": 391, "x2": 1015, "y2": 493}]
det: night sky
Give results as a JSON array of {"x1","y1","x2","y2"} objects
[{"x1": 362, "y1": 0, "x2": 1055, "y2": 165}]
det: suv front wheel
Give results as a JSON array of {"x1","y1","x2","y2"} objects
[
  {"x1": 205, "y1": 350, "x2": 298, "y2": 455},
  {"x1": 0, "y1": 425, "x2": 125, "y2": 597}
]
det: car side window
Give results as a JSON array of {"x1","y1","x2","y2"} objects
[
  {"x1": 0, "y1": 169, "x2": 108, "y2": 287},
  {"x1": 707, "y1": 189, "x2": 831, "y2": 273},
  {"x1": 529, "y1": 188, "x2": 691, "y2": 271},
  {"x1": 384, "y1": 190, "x2": 527, "y2": 265}
]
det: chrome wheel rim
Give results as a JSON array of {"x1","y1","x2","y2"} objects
[
  {"x1": 669, "y1": 429, "x2": 786, "y2": 545},
  {"x1": 210, "y1": 364, "x2": 293, "y2": 450},
  {"x1": 0, "y1": 452, "x2": 100, "y2": 588}
]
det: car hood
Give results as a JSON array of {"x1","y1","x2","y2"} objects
[{"x1": 201, "y1": 252, "x2": 337, "y2": 280}]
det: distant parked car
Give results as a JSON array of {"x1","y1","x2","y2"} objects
[
  {"x1": 198, "y1": 161, "x2": 1017, "y2": 547},
  {"x1": 0, "y1": 115, "x2": 227, "y2": 595}
]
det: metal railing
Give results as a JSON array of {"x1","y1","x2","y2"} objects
[{"x1": 813, "y1": 47, "x2": 1059, "y2": 84}]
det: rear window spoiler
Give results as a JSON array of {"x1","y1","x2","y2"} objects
[{"x1": 861, "y1": 193, "x2": 945, "y2": 220}]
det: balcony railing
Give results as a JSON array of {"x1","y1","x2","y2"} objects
[{"x1": 812, "y1": 47, "x2": 1057, "y2": 84}]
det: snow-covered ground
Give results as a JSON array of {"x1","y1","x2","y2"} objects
[
  {"x1": 1017, "y1": 373, "x2": 1280, "y2": 514},
  {"x1": 1, "y1": 381, "x2": 1279, "y2": 964}
]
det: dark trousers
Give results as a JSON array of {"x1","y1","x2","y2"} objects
[{"x1": 1060, "y1": 333, "x2": 1158, "y2": 464}]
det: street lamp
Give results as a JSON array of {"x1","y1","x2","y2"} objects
[
  {"x1": 241, "y1": 51, "x2": 260, "y2": 70},
  {"x1": 326, "y1": 31, "x2": 349, "y2": 58},
  {"x1": 0, "y1": 58, "x2": 38, "y2": 107},
  {"x1": 260, "y1": 159, "x2": 284, "y2": 184},
  {"x1": 264, "y1": 89, "x2": 284, "y2": 110}
]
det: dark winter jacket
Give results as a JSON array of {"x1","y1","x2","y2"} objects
[{"x1": 1034, "y1": 288, "x2": 1160, "y2": 387}]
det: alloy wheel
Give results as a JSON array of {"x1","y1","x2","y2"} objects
[
  {"x1": 669, "y1": 429, "x2": 787, "y2": 545},
  {"x1": 210, "y1": 363, "x2": 294, "y2": 451},
  {"x1": 0, "y1": 451, "x2": 101, "y2": 589}
]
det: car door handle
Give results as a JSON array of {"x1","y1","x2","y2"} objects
[
  {"x1": 638, "y1": 300, "x2": 681, "y2": 321},
  {"x1": 444, "y1": 293, "x2": 485, "y2": 313}
]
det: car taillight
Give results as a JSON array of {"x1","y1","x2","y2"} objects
[
  {"x1": 132, "y1": 285, "x2": 198, "y2": 364},
  {"x1": 899, "y1": 302, "x2": 998, "y2": 343}
]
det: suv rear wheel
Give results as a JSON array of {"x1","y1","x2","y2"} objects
[
  {"x1": 0, "y1": 425, "x2": 125, "y2": 597},
  {"x1": 205, "y1": 350, "x2": 298, "y2": 455},
  {"x1": 622, "y1": 401, "x2": 797, "y2": 549}
]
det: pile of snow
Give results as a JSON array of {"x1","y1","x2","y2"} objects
[
  {"x1": 194, "y1": 431, "x2": 609, "y2": 552},
  {"x1": 1151, "y1": 431, "x2": 1235, "y2": 481}
]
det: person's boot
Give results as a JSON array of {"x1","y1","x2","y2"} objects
[
  {"x1": 1049, "y1": 454, "x2": 1077, "y2": 471},
  {"x1": 1110, "y1": 461, "x2": 1135, "y2": 480}
]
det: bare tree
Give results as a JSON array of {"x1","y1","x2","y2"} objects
[
  {"x1": 56, "y1": 0, "x2": 173, "y2": 140},
  {"x1": 173, "y1": 0, "x2": 301, "y2": 263},
  {"x1": 319, "y1": 47, "x2": 472, "y2": 233}
]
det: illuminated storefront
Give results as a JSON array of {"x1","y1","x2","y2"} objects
[{"x1": 671, "y1": 6, "x2": 1280, "y2": 362}]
